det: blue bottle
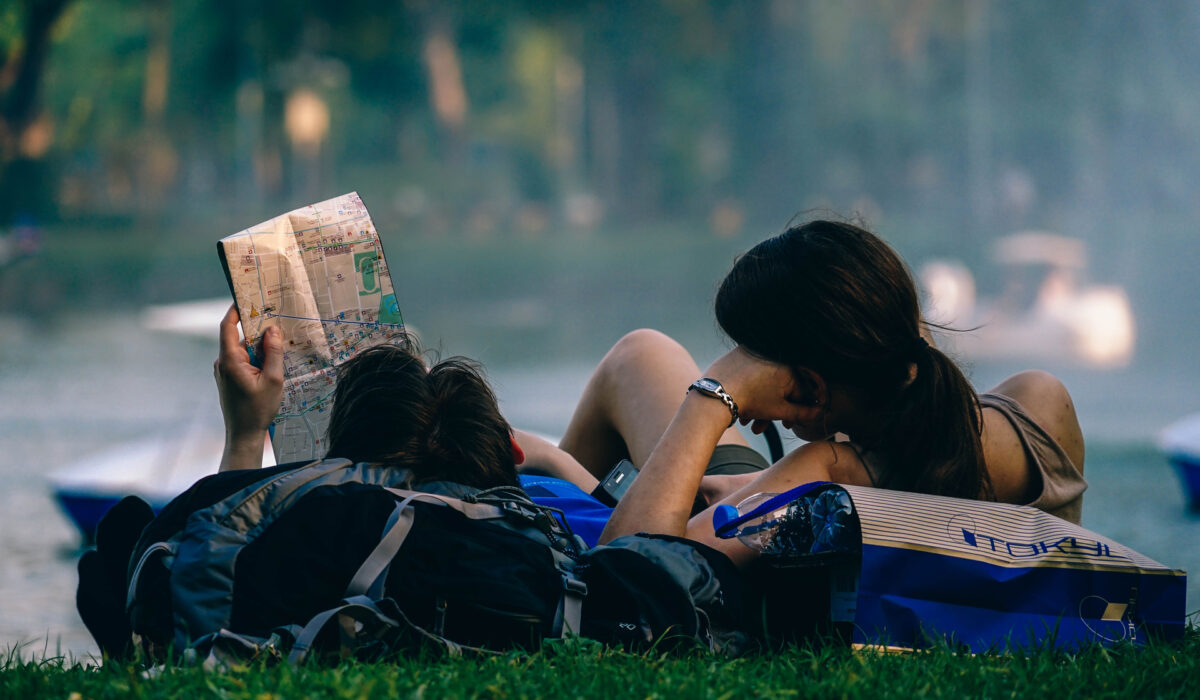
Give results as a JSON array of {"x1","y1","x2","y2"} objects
[{"x1": 712, "y1": 482, "x2": 856, "y2": 555}]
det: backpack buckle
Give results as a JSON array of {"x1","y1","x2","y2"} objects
[
  {"x1": 558, "y1": 573, "x2": 588, "y2": 637},
  {"x1": 563, "y1": 574, "x2": 589, "y2": 597}
]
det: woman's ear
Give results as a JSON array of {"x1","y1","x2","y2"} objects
[
  {"x1": 509, "y1": 433, "x2": 526, "y2": 466},
  {"x1": 790, "y1": 367, "x2": 828, "y2": 408}
]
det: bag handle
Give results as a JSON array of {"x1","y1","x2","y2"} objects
[{"x1": 125, "y1": 541, "x2": 174, "y2": 611}]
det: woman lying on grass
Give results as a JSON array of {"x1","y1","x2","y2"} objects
[{"x1": 553, "y1": 220, "x2": 1087, "y2": 566}]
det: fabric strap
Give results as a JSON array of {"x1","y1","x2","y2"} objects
[
  {"x1": 556, "y1": 572, "x2": 587, "y2": 637},
  {"x1": 286, "y1": 595, "x2": 445, "y2": 665},
  {"x1": 345, "y1": 490, "x2": 509, "y2": 598},
  {"x1": 343, "y1": 495, "x2": 422, "y2": 599}
]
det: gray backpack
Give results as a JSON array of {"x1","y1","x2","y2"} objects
[
  {"x1": 123, "y1": 459, "x2": 745, "y2": 666},
  {"x1": 124, "y1": 461, "x2": 588, "y2": 667}
]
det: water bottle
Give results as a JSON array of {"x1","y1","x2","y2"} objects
[
  {"x1": 712, "y1": 492, "x2": 813, "y2": 554},
  {"x1": 713, "y1": 484, "x2": 856, "y2": 555}
]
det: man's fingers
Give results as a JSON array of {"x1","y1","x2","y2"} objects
[
  {"x1": 260, "y1": 326, "x2": 285, "y2": 384},
  {"x1": 218, "y1": 303, "x2": 244, "y2": 359}
]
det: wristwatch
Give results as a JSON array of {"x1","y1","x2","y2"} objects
[{"x1": 688, "y1": 377, "x2": 739, "y2": 427}]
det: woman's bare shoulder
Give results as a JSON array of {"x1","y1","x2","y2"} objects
[
  {"x1": 986, "y1": 370, "x2": 1072, "y2": 413},
  {"x1": 981, "y1": 370, "x2": 1086, "y2": 504},
  {"x1": 985, "y1": 370, "x2": 1084, "y2": 470}
]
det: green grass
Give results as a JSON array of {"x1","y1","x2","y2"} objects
[{"x1": 5, "y1": 633, "x2": 1200, "y2": 699}]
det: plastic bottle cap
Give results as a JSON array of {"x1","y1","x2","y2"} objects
[{"x1": 712, "y1": 503, "x2": 738, "y2": 536}]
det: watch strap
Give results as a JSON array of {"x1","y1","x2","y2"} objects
[{"x1": 688, "y1": 377, "x2": 739, "y2": 428}]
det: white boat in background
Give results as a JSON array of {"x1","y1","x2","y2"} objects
[
  {"x1": 920, "y1": 232, "x2": 1136, "y2": 369},
  {"x1": 50, "y1": 298, "x2": 259, "y2": 543},
  {"x1": 140, "y1": 297, "x2": 231, "y2": 339},
  {"x1": 1158, "y1": 414, "x2": 1200, "y2": 512}
]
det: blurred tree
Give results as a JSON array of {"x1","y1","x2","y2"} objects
[
  {"x1": 8, "y1": 0, "x2": 1200, "y2": 251},
  {"x1": 0, "y1": 0, "x2": 73, "y2": 221}
]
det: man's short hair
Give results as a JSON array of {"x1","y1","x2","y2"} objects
[{"x1": 325, "y1": 342, "x2": 518, "y2": 489}]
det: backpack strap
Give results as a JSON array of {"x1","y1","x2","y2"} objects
[
  {"x1": 126, "y1": 541, "x2": 174, "y2": 611},
  {"x1": 344, "y1": 493, "x2": 437, "y2": 598},
  {"x1": 383, "y1": 488, "x2": 507, "y2": 520},
  {"x1": 287, "y1": 595, "x2": 484, "y2": 665},
  {"x1": 286, "y1": 597, "x2": 384, "y2": 664},
  {"x1": 347, "y1": 500, "x2": 412, "y2": 599},
  {"x1": 345, "y1": 490, "x2": 513, "y2": 599},
  {"x1": 554, "y1": 571, "x2": 588, "y2": 637},
  {"x1": 352, "y1": 487, "x2": 589, "y2": 638}
]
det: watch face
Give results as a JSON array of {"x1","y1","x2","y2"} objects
[{"x1": 694, "y1": 378, "x2": 721, "y2": 394}]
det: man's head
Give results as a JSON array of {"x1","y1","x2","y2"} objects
[{"x1": 325, "y1": 342, "x2": 519, "y2": 489}]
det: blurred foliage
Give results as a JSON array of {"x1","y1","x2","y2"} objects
[{"x1": 1, "y1": 0, "x2": 1199, "y2": 286}]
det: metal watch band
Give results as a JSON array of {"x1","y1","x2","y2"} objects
[{"x1": 688, "y1": 378, "x2": 739, "y2": 428}]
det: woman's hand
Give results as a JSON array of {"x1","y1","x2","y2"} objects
[
  {"x1": 703, "y1": 346, "x2": 804, "y2": 424},
  {"x1": 215, "y1": 304, "x2": 284, "y2": 470}
]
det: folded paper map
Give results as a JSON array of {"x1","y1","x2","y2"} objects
[{"x1": 218, "y1": 192, "x2": 407, "y2": 463}]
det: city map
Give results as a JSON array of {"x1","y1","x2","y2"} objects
[{"x1": 218, "y1": 192, "x2": 407, "y2": 463}]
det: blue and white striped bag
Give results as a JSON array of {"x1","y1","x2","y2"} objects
[
  {"x1": 724, "y1": 482, "x2": 1187, "y2": 652},
  {"x1": 841, "y1": 485, "x2": 1186, "y2": 651}
]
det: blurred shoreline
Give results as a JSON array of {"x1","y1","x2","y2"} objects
[{"x1": 2, "y1": 310, "x2": 1198, "y2": 661}]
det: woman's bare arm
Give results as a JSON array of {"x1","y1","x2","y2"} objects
[
  {"x1": 599, "y1": 346, "x2": 817, "y2": 545},
  {"x1": 599, "y1": 392, "x2": 733, "y2": 543}
]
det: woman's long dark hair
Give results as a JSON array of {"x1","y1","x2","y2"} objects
[{"x1": 715, "y1": 220, "x2": 992, "y2": 500}]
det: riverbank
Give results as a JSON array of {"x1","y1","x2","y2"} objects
[{"x1": 5, "y1": 633, "x2": 1199, "y2": 699}]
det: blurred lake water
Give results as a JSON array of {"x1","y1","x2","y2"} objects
[{"x1": 1, "y1": 309, "x2": 1197, "y2": 661}]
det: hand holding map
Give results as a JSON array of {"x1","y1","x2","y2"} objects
[{"x1": 218, "y1": 192, "x2": 407, "y2": 463}]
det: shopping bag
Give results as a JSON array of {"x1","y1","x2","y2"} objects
[{"x1": 840, "y1": 484, "x2": 1187, "y2": 652}]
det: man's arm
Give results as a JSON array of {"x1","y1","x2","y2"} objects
[
  {"x1": 512, "y1": 429, "x2": 599, "y2": 492},
  {"x1": 214, "y1": 304, "x2": 284, "y2": 471}
]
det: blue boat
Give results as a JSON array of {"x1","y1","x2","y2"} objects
[
  {"x1": 48, "y1": 431, "x2": 275, "y2": 544},
  {"x1": 1158, "y1": 413, "x2": 1200, "y2": 511}
]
